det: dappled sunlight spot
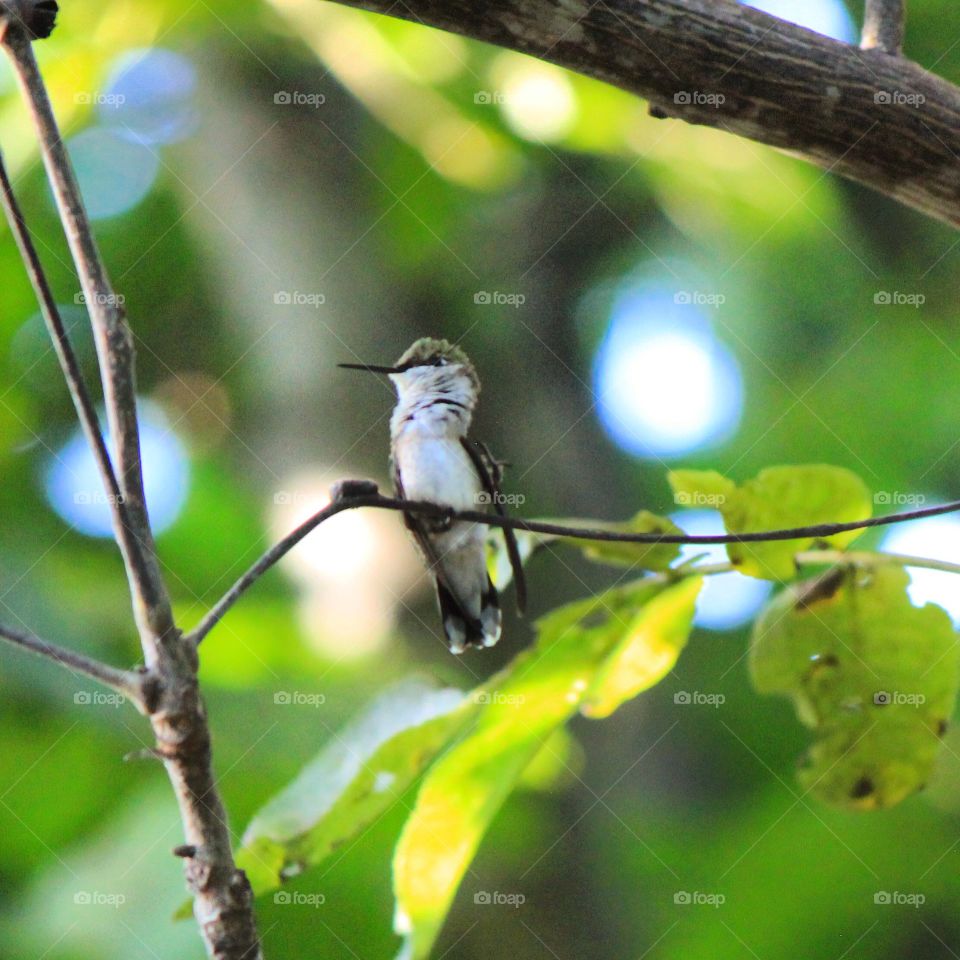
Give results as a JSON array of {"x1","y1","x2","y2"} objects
[
  {"x1": 421, "y1": 120, "x2": 504, "y2": 189},
  {"x1": 671, "y1": 510, "x2": 772, "y2": 630},
  {"x1": 389, "y1": 26, "x2": 468, "y2": 85},
  {"x1": 102, "y1": 47, "x2": 198, "y2": 145},
  {"x1": 490, "y1": 55, "x2": 577, "y2": 143},
  {"x1": 268, "y1": 470, "x2": 422, "y2": 658},
  {"x1": 741, "y1": 0, "x2": 855, "y2": 41},
  {"x1": 593, "y1": 287, "x2": 743, "y2": 458},
  {"x1": 880, "y1": 516, "x2": 960, "y2": 622},
  {"x1": 279, "y1": 0, "x2": 518, "y2": 189},
  {"x1": 67, "y1": 127, "x2": 159, "y2": 220},
  {"x1": 45, "y1": 401, "x2": 189, "y2": 538}
]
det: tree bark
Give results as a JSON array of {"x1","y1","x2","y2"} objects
[{"x1": 329, "y1": 0, "x2": 960, "y2": 228}]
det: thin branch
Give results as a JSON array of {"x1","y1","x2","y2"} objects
[
  {"x1": 0, "y1": 23, "x2": 174, "y2": 647},
  {"x1": 321, "y1": 0, "x2": 960, "y2": 228},
  {"x1": 188, "y1": 487, "x2": 960, "y2": 646},
  {"x1": 0, "y1": 150, "x2": 132, "y2": 534},
  {"x1": 796, "y1": 548, "x2": 960, "y2": 576},
  {"x1": 0, "y1": 13, "x2": 262, "y2": 959},
  {"x1": 0, "y1": 621, "x2": 144, "y2": 701},
  {"x1": 862, "y1": 0, "x2": 906, "y2": 56}
]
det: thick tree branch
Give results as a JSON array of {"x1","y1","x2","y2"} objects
[
  {"x1": 189, "y1": 482, "x2": 960, "y2": 646},
  {"x1": 862, "y1": 0, "x2": 906, "y2": 56},
  {"x1": 0, "y1": 11, "x2": 262, "y2": 959},
  {"x1": 0, "y1": 621, "x2": 146, "y2": 701},
  {"x1": 327, "y1": 0, "x2": 960, "y2": 228}
]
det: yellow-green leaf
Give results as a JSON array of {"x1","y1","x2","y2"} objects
[
  {"x1": 576, "y1": 511, "x2": 684, "y2": 570},
  {"x1": 750, "y1": 565, "x2": 960, "y2": 809},
  {"x1": 669, "y1": 465, "x2": 872, "y2": 580},
  {"x1": 393, "y1": 575, "x2": 687, "y2": 958},
  {"x1": 583, "y1": 576, "x2": 703, "y2": 719}
]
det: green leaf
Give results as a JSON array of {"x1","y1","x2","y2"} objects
[
  {"x1": 392, "y1": 575, "x2": 684, "y2": 958},
  {"x1": 669, "y1": 465, "x2": 872, "y2": 580},
  {"x1": 233, "y1": 678, "x2": 473, "y2": 900},
  {"x1": 576, "y1": 511, "x2": 684, "y2": 570},
  {"x1": 749, "y1": 565, "x2": 960, "y2": 809},
  {"x1": 583, "y1": 576, "x2": 703, "y2": 719},
  {"x1": 486, "y1": 510, "x2": 682, "y2": 589}
]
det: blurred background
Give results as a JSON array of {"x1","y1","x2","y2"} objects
[{"x1": 2, "y1": 0, "x2": 960, "y2": 956}]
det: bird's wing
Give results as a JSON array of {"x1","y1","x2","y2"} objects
[
  {"x1": 393, "y1": 463, "x2": 486, "y2": 646},
  {"x1": 460, "y1": 437, "x2": 527, "y2": 614},
  {"x1": 392, "y1": 463, "x2": 447, "y2": 580}
]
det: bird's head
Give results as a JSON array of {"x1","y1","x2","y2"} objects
[{"x1": 339, "y1": 337, "x2": 480, "y2": 403}]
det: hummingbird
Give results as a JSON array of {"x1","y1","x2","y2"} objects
[{"x1": 340, "y1": 338, "x2": 525, "y2": 653}]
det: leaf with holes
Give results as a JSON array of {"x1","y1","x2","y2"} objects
[{"x1": 750, "y1": 565, "x2": 960, "y2": 809}]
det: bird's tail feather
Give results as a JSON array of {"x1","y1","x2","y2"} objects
[{"x1": 437, "y1": 577, "x2": 501, "y2": 653}]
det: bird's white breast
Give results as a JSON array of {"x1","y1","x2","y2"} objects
[{"x1": 394, "y1": 425, "x2": 481, "y2": 511}]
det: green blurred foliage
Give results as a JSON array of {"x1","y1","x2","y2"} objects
[{"x1": 3, "y1": 0, "x2": 960, "y2": 958}]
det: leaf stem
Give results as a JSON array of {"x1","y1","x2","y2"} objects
[{"x1": 795, "y1": 549, "x2": 960, "y2": 577}]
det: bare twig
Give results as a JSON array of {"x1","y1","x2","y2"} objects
[
  {"x1": 0, "y1": 11, "x2": 262, "y2": 959},
  {"x1": 796, "y1": 548, "x2": 960, "y2": 575},
  {"x1": 188, "y1": 487, "x2": 960, "y2": 646},
  {"x1": 0, "y1": 621, "x2": 145, "y2": 702},
  {"x1": 0, "y1": 23, "x2": 173, "y2": 646},
  {"x1": 321, "y1": 0, "x2": 960, "y2": 228},
  {"x1": 862, "y1": 0, "x2": 906, "y2": 55},
  {"x1": 0, "y1": 151, "x2": 131, "y2": 532}
]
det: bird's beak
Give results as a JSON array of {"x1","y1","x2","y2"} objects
[{"x1": 337, "y1": 362, "x2": 401, "y2": 374}]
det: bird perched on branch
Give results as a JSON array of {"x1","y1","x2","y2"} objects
[{"x1": 340, "y1": 338, "x2": 525, "y2": 652}]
